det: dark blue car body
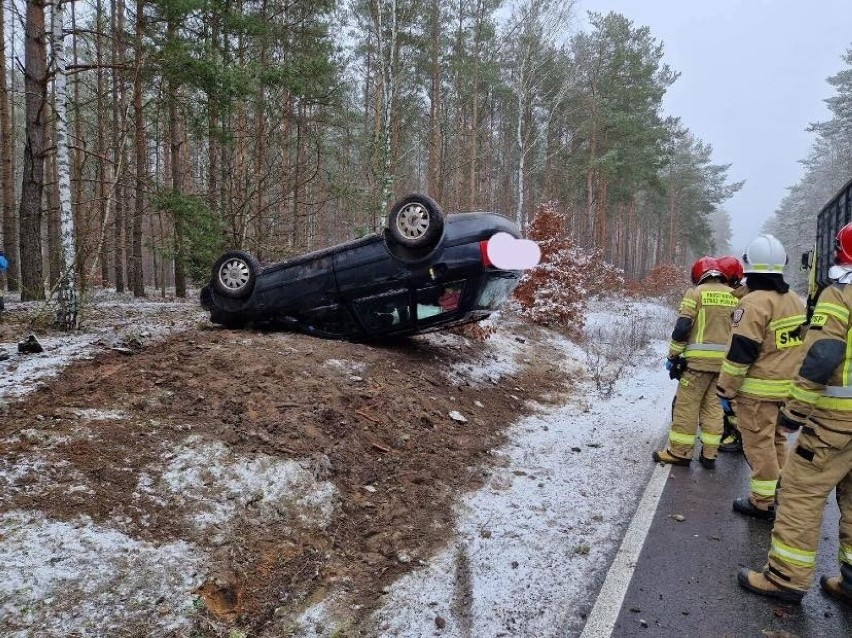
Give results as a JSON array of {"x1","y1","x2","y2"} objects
[{"x1": 200, "y1": 212, "x2": 522, "y2": 340}]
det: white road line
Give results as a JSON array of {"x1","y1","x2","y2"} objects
[{"x1": 579, "y1": 461, "x2": 672, "y2": 638}]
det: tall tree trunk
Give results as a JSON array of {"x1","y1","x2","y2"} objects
[
  {"x1": 280, "y1": 90, "x2": 292, "y2": 247},
  {"x1": 46, "y1": 113, "x2": 61, "y2": 287},
  {"x1": 252, "y1": 0, "x2": 268, "y2": 258},
  {"x1": 112, "y1": 0, "x2": 126, "y2": 292},
  {"x1": 0, "y1": 0, "x2": 18, "y2": 291},
  {"x1": 427, "y1": 0, "x2": 442, "y2": 200},
  {"x1": 469, "y1": 0, "x2": 487, "y2": 209},
  {"x1": 291, "y1": 105, "x2": 303, "y2": 247},
  {"x1": 374, "y1": 0, "x2": 398, "y2": 229},
  {"x1": 96, "y1": 0, "x2": 108, "y2": 286},
  {"x1": 206, "y1": 10, "x2": 219, "y2": 222},
  {"x1": 667, "y1": 188, "x2": 679, "y2": 262},
  {"x1": 586, "y1": 167, "x2": 596, "y2": 250},
  {"x1": 52, "y1": 0, "x2": 78, "y2": 328},
  {"x1": 131, "y1": 0, "x2": 145, "y2": 296},
  {"x1": 71, "y1": 0, "x2": 84, "y2": 288},
  {"x1": 19, "y1": 0, "x2": 49, "y2": 301},
  {"x1": 596, "y1": 175, "x2": 607, "y2": 254},
  {"x1": 167, "y1": 19, "x2": 186, "y2": 298},
  {"x1": 514, "y1": 88, "x2": 524, "y2": 225},
  {"x1": 586, "y1": 84, "x2": 598, "y2": 250}
]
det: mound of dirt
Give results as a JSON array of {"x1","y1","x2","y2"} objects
[{"x1": 0, "y1": 302, "x2": 572, "y2": 636}]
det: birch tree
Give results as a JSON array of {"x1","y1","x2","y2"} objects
[
  {"x1": 371, "y1": 0, "x2": 399, "y2": 229},
  {"x1": 51, "y1": 0, "x2": 78, "y2": 328},
  {"x1": 503, "y1": 0, "x2": 574, "y2": 226}
]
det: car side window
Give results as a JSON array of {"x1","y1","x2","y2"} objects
[
  {"x1": 297, "y1": 304, "x2": 357, "y2": 337},
  {"x1": 353, "y1": 290, "x2": 412, "y2": 332},
  {"x1": 416, "y1": 281, "x2": 466, "y2": 320}
]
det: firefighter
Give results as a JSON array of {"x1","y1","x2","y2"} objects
[
  {"x1": 717, "y1": 255, "x2": 747, "y2": 454},
  {"x1": 737, "y1": 222, "x2": 852, "y2": 606},
  {"x1": 653, "y1": 256, "x2": 736, "y2": 468},
  {"x1": 0, "y1": 249, "x2": 7, "y2": 313},
  {"x1": 717, "y1": 235, "x2": 807, "y2": 520},
  {"x1": 718, "y1": 254, "x2": 747, "y2": 299}
]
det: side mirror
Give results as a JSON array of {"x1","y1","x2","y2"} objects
[{"x1": 801, "y1": 250, "x2": 814, "y2": 271}]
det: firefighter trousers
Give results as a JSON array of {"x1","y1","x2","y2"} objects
[
  {"x1": 667, "y1": 368, "x2": 724, "y2": 460},
  {"x1": 766, "y1": 425, "x2": 852, "y2": 591},
  {"x1": 737, "y1": 397, "x2": 789, "y2": 509}
]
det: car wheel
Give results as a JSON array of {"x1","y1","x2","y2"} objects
[
  {"x1": 387, "y1": 194, "x2": 445, "y2": 250},
  {"x1": 211, "y1": 250, "x2": 260, "y2": 299}
]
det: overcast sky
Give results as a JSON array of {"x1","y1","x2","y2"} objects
[{"x1": 578, "y1": 0, "x2": 850, "y2": 254}]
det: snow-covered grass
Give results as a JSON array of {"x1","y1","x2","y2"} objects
[
  {"x1": 0, "y1": 511, "x2": 203, "y2": 638},
  {"x1": 0, "y1": 297, "x2": 206, "y2": 398},
  {"x1": 446, "y1": 330, "x2": 523, "y2": 386},
  {"x1": 155, "y1": 437, "x2": 338, "y2": 536},
  {"x1": 581, "y1": 298, "x2": 675, "y2": 396}
]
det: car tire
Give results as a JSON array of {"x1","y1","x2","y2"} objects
[
  {"x1": 211, "y1": 250, "x2": 260, "y2": 299},
  {"x1": 387, "y1": 194, "x2": 445, "y2": 250}
]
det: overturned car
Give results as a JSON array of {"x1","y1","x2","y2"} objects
[{"x1": 200, "y1": 194, "x2": 538, "y2": 340}]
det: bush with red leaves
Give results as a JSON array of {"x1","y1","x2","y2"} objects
[
  {"x1": 514, "y1": 203, "x2": 624, "y2": 337},
  {"x1": 626, "y1": 263, "x2": 691, "y2": 306}
]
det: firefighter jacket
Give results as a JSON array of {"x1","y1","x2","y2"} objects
[
  {"x1": 783, "y1": 284, "x2": 852, "y2": 431},
  {"x1": 717, "y1": 290, "x2": 807, "y2": 401},
  {"x1": 668, "y1": 281, "x2": 737, "y2": 373},
  {"x1": 732, "y1": 285, "x2": 750, "y2": 300}
]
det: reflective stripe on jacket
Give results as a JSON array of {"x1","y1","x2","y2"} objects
[
  {"x1": 785, "y1": 284, "x2": 852, "y2": 428},
  {"x1": 717, "y1": 289, "x2": 807, "y2": 400},
  {"x1": 668, "y1": 282, "x2": 736, "y2": 373}
]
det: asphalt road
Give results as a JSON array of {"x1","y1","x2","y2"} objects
[{"x1": 612, "y1": 449, "x2": 852, "y2": 638}]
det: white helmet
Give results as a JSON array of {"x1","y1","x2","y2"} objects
[{"x1": 742, "y1": 234, "x2": 787, "y2": 274}]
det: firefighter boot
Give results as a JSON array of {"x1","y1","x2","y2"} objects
[
  {"x1": 699, "y1": 448, "x2": 716, "y2": 470},
  {"x1": 652, "y1": 449, "x2": 691, "y2": 466},
  {"x1": 733, "y1": 497, "x2": 775, "y2": 521},
  {"x1": 819, "y1": 563, "x2": 852, "y2": 608},
  {"x1": 719, "y1": 431, "x2": 742, "y2": 454},
  {"x1": 737, "y1": 568, "x2": 805, "y2": 604}
]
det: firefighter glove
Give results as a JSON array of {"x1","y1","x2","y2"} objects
[
  {"x1": 719, "y1": 397, "x2": 733, "y2": 414},
  {"x1": 667, "y1": 356, "x2": 687, "y2": 380},
  {"x1": 778, "y1": 406, "x2": 805, "y2": 433}
]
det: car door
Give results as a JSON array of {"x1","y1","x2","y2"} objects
[{"x1": 351, "y1": 288, "x2": 414, "y2": 336}]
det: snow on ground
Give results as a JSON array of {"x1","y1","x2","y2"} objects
[
  {"x1": 0, "y1": 294, "x2": 679, "y2": 637},
  {"x1": 0, "y1": 293, "x2": 205, "y2": 398},
  {"x1": 0, "y1": 294, "x2": 213, "y2": 636},
  {"x1": 363, "y1": 298, "x2": 677, "y2": 637},
  {"x1": 0, "y1": 511, "x2": 203, "y2": 638},
  {"x1": 154, "y1": 437, "x2": 339, "y2": 535},
  {"x1": 426, "y1": 314, "x2": 527, "y2": 386}
]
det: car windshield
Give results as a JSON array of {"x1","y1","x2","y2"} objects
[{"x1": 476, "y1": 275, "x2": 517, "y2": 309}]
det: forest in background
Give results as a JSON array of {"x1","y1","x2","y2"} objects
[
  {"x1": 0, "y1": 0, "x2": 741, "y2": 303},
  {"x1": 765, "y1": 47, "x2": 852, "y2": 291}
]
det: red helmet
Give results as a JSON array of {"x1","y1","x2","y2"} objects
[
  {"x1": 836, "y1": 223, "x2": 852, "y2": 265},
  {"x1": 691, "y1": 256, "x2": 721, "y2": 285},
  {"x1": 717, "y1": 255, "x2": 745, "y2": 286}
]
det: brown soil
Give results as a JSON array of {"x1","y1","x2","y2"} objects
[{"x1": 0, "y1": 304, "x2": 571, "y2": 637}]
